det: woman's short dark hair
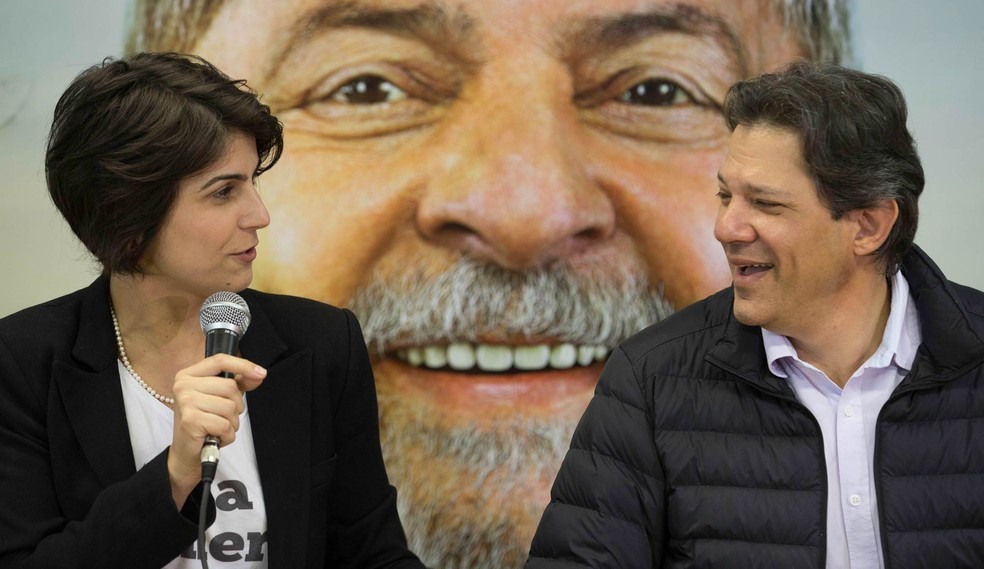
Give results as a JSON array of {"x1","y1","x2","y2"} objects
[
  {"x1": 45, "y1": 51, "x2": 284, "y2": 275},
  {"x1": 723, "y1": 60, "x2": 924, "y2": 274}
]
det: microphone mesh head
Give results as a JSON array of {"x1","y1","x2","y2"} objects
[{"x1": 199, "y1": 291, "x2": 251, "y2": 335}]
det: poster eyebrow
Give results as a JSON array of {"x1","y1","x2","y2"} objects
[
  {"x1": 554, "y1": 4, "x2": 748, "y2": 76},
  {"x1": 265, "y1": 0, "x2": 479, "y2": 81}
]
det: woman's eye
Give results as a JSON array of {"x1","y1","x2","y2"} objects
[
  {"x1": 213, "y1": 185, "x2": 233, "y2": 200},
  {"x1": 330, "y1": 75, "x2": 408, "y2": 105},
  {"x1": 617, "y1": 79, "x2": 690, "y2": 106}
]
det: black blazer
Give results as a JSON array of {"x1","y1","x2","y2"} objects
[{"x1": 0, "y1": 276, "x2": 424, "y2": 568}]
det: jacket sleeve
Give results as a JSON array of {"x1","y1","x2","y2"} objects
[
  {"x1": 526, "y1": 346, "x2": 665, "y2": 569},
  {"x1": 324, "y1": 309, "x2": 425, "y2": 569},
  {"x1": 0, "y1": 335, "x2": 209, "y2": 569}
]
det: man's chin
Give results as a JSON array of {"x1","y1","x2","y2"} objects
[{"x1": 375, "y1": 360, "x2": 592, "y2": 568}]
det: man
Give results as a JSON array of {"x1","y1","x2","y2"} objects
[
  {"x1": 127, "y1": 1, "x2": 852, "y2": 566},
  {"x1": 526, "y1": 61, "x2": 984, "y2": 567}
]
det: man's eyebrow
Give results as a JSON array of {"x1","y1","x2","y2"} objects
[
  {"x1": 718, "y1": 173, "x2": 791, "y2": 197},
  {"x1": 265, "y1": 1, "x2": 477, "y2": 80},
  {"x1": 555, "y1": 3, "x2": 749, "y2": 77}
]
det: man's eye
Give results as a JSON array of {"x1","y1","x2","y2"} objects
[
  {"x1": 617, "y1": 79, "x2": 689, "y2": 106},
  {"x1": 330, "y1": 75, "x2": 408, "y2": 105}
]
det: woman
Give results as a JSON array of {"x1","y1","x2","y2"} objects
[{"x1": 0, "y1": 52, "x2": 424, "y2": 568}]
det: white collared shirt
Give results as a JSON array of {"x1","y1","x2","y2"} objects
[{"x1": 762, "y1": 271, "x2": 921, "y2": 569}]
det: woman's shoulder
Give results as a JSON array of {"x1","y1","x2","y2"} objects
[
  {"x1": 240, "y1": 289, "x2": 355, "y2": 340},
  {"x1": 241, "y1": 288, "x2": 346, "y2": 318},
  {"x1": 0, "y1": 281, "x2": 103, "y2": 378},
  {"x1": 0, "y1": 283, "x2": 95, "y2": 339}
]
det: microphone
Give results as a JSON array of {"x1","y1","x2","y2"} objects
[{"x1": 197, "y1": 291, "x2": 251, "y2": 482}]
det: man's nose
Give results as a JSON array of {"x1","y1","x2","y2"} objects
[
  {"x1": 416, "y1": 102, "x2": 615, "y2": 270},
  {"x1": 713, "y1": 199, "x2": 755, "y2": 245}
]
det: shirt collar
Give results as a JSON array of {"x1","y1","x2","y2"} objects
[{"x1": 763, "y1": 270, "x2": 921, "y2": 378}]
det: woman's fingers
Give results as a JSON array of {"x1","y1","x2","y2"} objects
[
  {"x1": 175, "y1": 391, "x2": 243, "y2": 439},
  {"x1": 166, "y1": 354, "x2": 267, "y2": 497},
  {"x1": 179, "y1": 353, "x2": 267, "y2": 391},
  {"x1": 173, "y1": 358, "x2": 259, "y2": 442}
]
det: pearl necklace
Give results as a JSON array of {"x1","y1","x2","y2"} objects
[{"x1": 110, "y1": 305, "x2": 175, "y2": 406}]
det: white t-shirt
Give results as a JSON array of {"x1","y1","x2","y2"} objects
[{"x1": 119, "y1": 362, "x2": 269, "y2": 568}]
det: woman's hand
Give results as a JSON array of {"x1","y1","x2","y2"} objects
[{"x1": 166, "y1": 354, "x2": 267, "y2": 508}]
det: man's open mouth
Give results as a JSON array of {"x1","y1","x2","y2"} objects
[
  {"x1": 395, "y1": 342, "x2": 610, "y2": 372},
  {"x1": 737, "y1": 263, "x2": 774, "y2": 276}
]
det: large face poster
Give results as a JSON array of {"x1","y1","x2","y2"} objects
[
  {"x1": 2, "y1": 1, "x2": 983, "y2": 567},
  {"x1": 127, "y1": 2, "x2": 836, "y2": 565}
]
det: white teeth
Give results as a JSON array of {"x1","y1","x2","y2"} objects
[
  {"x1": 398, "y1": 342, "x2": 610, "y2": 372},
  {"x1": 476, "y1": 345, "x2": 513, "y2": 371},
  {"x1": 549, "y1": 344, "x2": 577, "y2": 369},
  {"x1": 514, "y1": 345, "x2": 550, "y2": 370},
  {"x1": 424, "y1": 346, "x2": 448, "y2": 369},
  {"x1": 577, "y1": 345, "x2": 595, "y2": 366},
  {"x1": 447, "y1": 343, "x2": 476, "y2": 370}
]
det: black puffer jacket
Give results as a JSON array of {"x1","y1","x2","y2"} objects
[{"x1": 526, "y1": 245, "x2": 984, "y2": 568}]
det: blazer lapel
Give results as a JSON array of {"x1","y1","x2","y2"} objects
[
  {"x1": 54, "y1": 277, "x2": 136, "y2": 487},
  {"x1": 239, "y1": 298, "x2": 313, "y2": 568}
]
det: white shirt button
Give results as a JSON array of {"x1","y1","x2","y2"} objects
[
  {"x1": 844, "y1": 405, "x2": 855, "y2": 417},
  {"x1": 849, "y1": 494, "x2": 862, "y2": 507}
]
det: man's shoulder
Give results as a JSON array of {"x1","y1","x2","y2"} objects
[
  {"x1": 950, "y1": 281, "x2": 984, "y2": 318},
  {"x1": 620, "y1": 287, "x2": 733, "y2": 364},
  {"x1": 904, "y1": 245, "x2": 984, "y2": 344}
]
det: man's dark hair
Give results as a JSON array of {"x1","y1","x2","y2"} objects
[
  {"x1": 723, "y1": 60, "x2": 924, "y2": 273},
  {"x1": 45, "y1": 51, "x2": 284, "y2": 275}
]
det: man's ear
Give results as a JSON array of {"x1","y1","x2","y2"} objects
[{"x1": 851, "y1": 199, "x2": 899, "y2": 257}]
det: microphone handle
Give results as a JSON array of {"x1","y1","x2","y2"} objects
[
  {"x1": 205, "y1": 328, "x2": 240, "y2": 360},
  {"x1": 201, "y1": 328, "x2": 241, "y2": 479}
]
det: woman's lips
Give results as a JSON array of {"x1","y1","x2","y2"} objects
[{"x1": 235, "y1": 246, "x2": 257, "y2": 262}]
